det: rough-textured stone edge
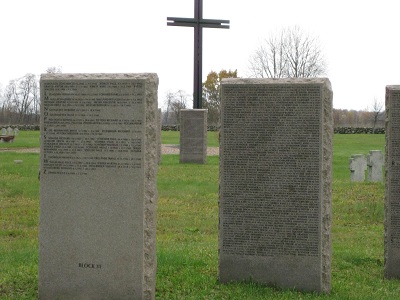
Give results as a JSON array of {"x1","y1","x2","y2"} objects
[
  {"x1": 143, "y1": 74, "x2": 158, "y2": 300},
  {"x1": 157, "y1": 109, "x2": 162, "y2": 165},
  {"x1": 40, "y1": 73, "x2": 156, "y2": 80},
  {"x1": 222, "y1": 77, "x2": 330, "y2": 85},
  {"x1": 384, "y1": 87, "x2": 390, "y2": 277},
  {"x1": 321, "y1": 79, "x2": 333, "y2": 293}
]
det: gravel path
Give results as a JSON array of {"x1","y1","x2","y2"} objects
[{"x1": 0, "y1": 145, "x2": 220, "y2": 156}]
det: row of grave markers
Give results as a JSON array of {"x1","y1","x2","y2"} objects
[
  {"x1": 0, "y1": 127, "x2": 19, "y2": 142},
  {"x1": 1, "y1": 127, "x2": 19, "y2": 136},
  {"x1": 349, "y1": 150, "x2": 384, "y2": 182},
  {"x1": 38, "y1": 74, "x2": 400, "y2": 299}
]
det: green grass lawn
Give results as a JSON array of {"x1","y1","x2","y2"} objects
[
  {"x1": 161, "y1": 130, "x2": 220, "y2": 147},
  {"x1": 1, "y1": 132, "x2": 398, "y2": 299},
  {"x1": 0, "y1": 131, "x2": 40, "y2": 149}
]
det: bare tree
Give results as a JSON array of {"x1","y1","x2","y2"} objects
[
  {"x1": 164, "y1": 90, "x2": 189, "y2": 125},
  {"x1": 4, "y1": 74, "x2": 39, "y2": 123},
  {"x1": 163, "y1": 91, "x2": 174, "y2": 125},
  {"x1": 46, "y1": 66, "x2": 62, "y2": 74},
  {"x1": 248, "y1": 26, "x2": 327, "y2": 78},
  {"x1": 371, "y1": 97, "x2": 383, "y2": 133}
]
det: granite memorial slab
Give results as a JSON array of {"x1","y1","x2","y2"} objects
[
  {"x1": 219, "y1": 78, "x2": 332, "y2": 293},
  {"x1": 385, "y1": 85, "x2": 400, "y2": 278},
  {"x1": 39, "y1": 73, "x2": 158, "y2": 299}
]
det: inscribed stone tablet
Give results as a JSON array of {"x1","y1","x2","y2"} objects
[
  {"x1": 180, "y1": 109, "x2": 207, "y2": 163},
  {"x1": 39, "y1": 73, "x2": 158, "y2": 300},
  {"x1": 385, "y1": 85, "x2": 400, "y2": 278},
  {"x1": 219, "y1": 78, "x2": 332, "y2": 293}
]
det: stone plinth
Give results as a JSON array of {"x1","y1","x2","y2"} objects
[
  {"x1": 179, "y1": 109, "x2": 207, "y2": 164},
  {"x1": 219, "y1": 78, "x2": 332, "y2": 293},
  {"x1": 39, "y1": 73, "x2": 158, "y2": 300}
]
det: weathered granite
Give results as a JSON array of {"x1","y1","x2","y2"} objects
[
  {"x1": 349, "y1": 154, "x2": 367, "y2": 182},
  {"x1": 367, "y1": 150, "x2": 383, "y2": 182},
  {"x1": 179, "y1": 109, "x2": 207, "y2": 164},
  {"x1": 39, "y1": 73, "x2": 158, "y2": 299},
  {"x1": 219, "y1": 78, "x2": 332, "y2": 293},
  {"x1": 385, "y1": 85, "x2": 400, "y2": 279}
]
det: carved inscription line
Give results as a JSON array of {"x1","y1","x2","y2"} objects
[{"x1": 42, "y1": 80, "x2": 145, "y2": 176}]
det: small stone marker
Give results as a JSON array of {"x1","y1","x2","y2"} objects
[
  {"x1": 349, "y1": 154, "x2": 367, "y2": 182},
  {"x1": 179, "y1": 109, "x2": 207, "y2": 164},
  {"x1": 219, "y1": 78, "x2": 333, "y2": 293},
  {"x1": 385, "y1": 85, "x2": 400, "y2": 278},
  {"x1": 7, "y1": 126, "x2": 13, "y2": 136},
  {"x1": 39, "y1": 73, "x2": 158, "y2": 299},
  {"x1": 14, "y1": 128, "x2": 19, "y2": 136},
  {"x1": 367, "y1": 150, "x2": 383, "y2": 182},
  {"x1": 1, "y1": 128, "x2": 6, "y2": 135}
]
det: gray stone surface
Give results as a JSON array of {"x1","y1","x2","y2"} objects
[
  {"x1": 219, "y1": 78, "x2": 332, "y2": 293},
  {"x1": 385, "y1": 85, "x2": 400, "y2": 279},
  {"x1": 1, "y1": 128, "x2": 6, "y2": 135},
  {"x1": 7, "y1": 126, "x2": 13, "y2": 135},
  {"x1": 39, "y1": 73, "x2": 158, "y2": 299},
  {"x1": 367, "y1": 150, "x2": 383, "y2": 182},
  {"x1": 157, "y1": 108, "x2": 162, "y2": 164},
  {"x1": 349, "y1": 154, "x2": 367, "y2": 182},
  {"x1": 179, "y1": 109, "x2": 207, "y2": 164}
]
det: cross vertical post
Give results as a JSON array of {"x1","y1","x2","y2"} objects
[{"x1": 167, "y1": 0, "x2": 229, "y2": 109}]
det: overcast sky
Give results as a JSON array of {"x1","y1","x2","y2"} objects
[{"x1": 1, "y1": 0, "x2": 399, "y2": 110}]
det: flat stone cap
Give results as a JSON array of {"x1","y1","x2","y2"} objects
[
  {"x1": 40, "y1": 73, "x2": 158, "y2": 84},
  {"x1": 221, "y1": 77, "x2": 331, "y2": 90}
]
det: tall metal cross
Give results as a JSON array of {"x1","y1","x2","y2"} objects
[{"x1": 167, "y1": 0, "x2": 229, "y2": 109}]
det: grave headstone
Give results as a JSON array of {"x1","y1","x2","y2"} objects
[
  {"x1": 14, "y1": 128, "x2": 19, "y2": 136},
  {"x1": 367, "y1": 150, "x2": 383, "y2": 182},
  {"x1": 7, "y1": 126, "x2": 13, "y2": 136},
  {"x1": 39, "y1": 73, "x2": 158, "y2": 299},
  {"x1": 385, "y1": 85, "x2": 400, "y2": 278},
  {"x1": 179, "y1": 109, "x2": 207, "y2": 164},
  {"x1": 1, "y1": 128, "x2": 7, "y2": 135},
  {"x1": 219, "y1": 78, "x2": 333, "y2": 293},
  {"x1": 349, "y1": 154, "x2": 367, "y2": 182}
]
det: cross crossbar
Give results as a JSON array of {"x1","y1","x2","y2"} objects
[
  {"x1": 167, "y1": 0, "x2": 230, "y2": 109},
  {"x1": 167, "y1": 17, "x2": 230, "y2": 28}
]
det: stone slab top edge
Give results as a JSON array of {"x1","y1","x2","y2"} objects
[
  {"x1": 386, "y1": 85, "x2": 400, "y2": 90},
  {"x1": 40, "y1": 73, "x2": 158, "y2": 83},
  {"x1": 221, "y1": 77, "x2": 331, "y2": 90},
  {"x1": 180, "y1": 109, "x2": 208, "y2": 112}
]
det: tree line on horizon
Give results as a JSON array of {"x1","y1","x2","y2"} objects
[{"x1": 0, "y1": 27, "x2": 384, "y2": 130}]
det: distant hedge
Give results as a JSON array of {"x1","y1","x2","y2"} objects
[
  {"x1": 334, "y1": 127, "x2": 385, "y2": 134},
  {"x1": 0, "y1": 125, "x2": 40, "y2": 131}
]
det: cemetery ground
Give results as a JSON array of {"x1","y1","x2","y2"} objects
[{"x1": 0, "y1": 131, "x2": 398, "y2": 299}]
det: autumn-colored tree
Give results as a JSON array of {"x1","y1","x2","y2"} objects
[{"x1": 202, "y1": 69, "x2": 237, "y2": 126}]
